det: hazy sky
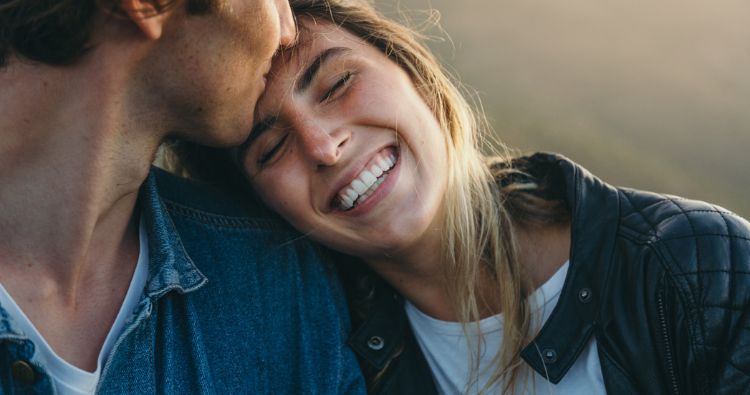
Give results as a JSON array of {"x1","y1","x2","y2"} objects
[{"x1": 379, "y1": 0, "x2": 750, "y2": 216}]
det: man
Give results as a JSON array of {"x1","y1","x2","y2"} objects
[{"x1": 0, "y1": 1, "x2": 364, "y2": 393}]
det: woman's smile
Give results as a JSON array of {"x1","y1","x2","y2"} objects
[{"x1": 331, "y1": 146, "x2": 399, "y2": 212}]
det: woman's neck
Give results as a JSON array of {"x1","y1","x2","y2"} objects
[
  {"x1": 363, "y1": 221, "x2": 571, "y2": 322},
  {"x1": 365, "y1": 234, "x2": 458, "y2": 321},
  {"x1": 515, "y1": 222, "x2": 572, "y2": 291}
]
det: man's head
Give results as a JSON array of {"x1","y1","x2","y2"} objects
[{"x1": 0, "y1": 0, "x2": 297, "y2": 146}]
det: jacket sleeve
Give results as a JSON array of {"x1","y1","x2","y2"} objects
[{"x1": 655, "y1": 206, "x2": 750, "y2": 395}]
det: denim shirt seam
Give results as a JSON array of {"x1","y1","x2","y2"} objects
[{"x1": 161, "y1": 199, "x2": 288, "y2": 230}]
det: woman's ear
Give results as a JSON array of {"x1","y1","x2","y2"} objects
[{"x1": 120, "y1": 0, "x2": 175, "y2": 40}]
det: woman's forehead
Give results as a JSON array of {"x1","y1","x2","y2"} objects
[{"x1": 271, "y1": 20, "x2": 361, "y2": 73}]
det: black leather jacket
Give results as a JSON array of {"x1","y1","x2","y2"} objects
[{"x1": 342, "y1": 153, "x2": 750, "y2": 394}]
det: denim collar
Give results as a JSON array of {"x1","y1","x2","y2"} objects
[
  {"x1": 0, "y1": 306, "x2": 27, "y2": 341},
  {"x1": 139, "y1": 169, "x2": 208, "y2": 300},
  {"x1": 0, "y1": 169, "x2": 207, "y2": 341}
]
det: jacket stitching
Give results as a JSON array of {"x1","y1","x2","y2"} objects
[
  {"x1": 621, "y1": 190, "x2": 683, "y2": 213},
  {"x1": 673, "y1": 270, "x2": 750, "y2": 276},
  {"x1": 660, "y1": 234, "x2": 750, "y2": 242},
  {"x1": 619, "y1": 192, "x2": 744, "y2": 240},
  {"x1": 620, "y1": 192, "x2": 658, "y2": 237},
  {"x1": 694, "y1": 304, "x2": 750, "y2": 312},
  {"x1": 620, "y1": 190, "x2": 719, "y2": 393},
  {"x1": 648, "y1": 240, "x2": 704, "y2": 391},
  {"x1": 162, "y1": 199, "x2": 282, "y2": 229},
  {"x1": 726, "y1": 359, "x2": 750, "y2": 379},
  {"x1": 657, "y1": 273, "x2": 681, "y2": 395},
  {"x1": 598, "y1": 344, "x2": 640, "y2": 393},
  {"x1": 657, "y1": 209, "x2": 740, "y2": 223},
  {"x1": 719, "y1": 211, "x2": 737, "y2": 350},
  {"x1": 666, "y1": 197, "x2": 709, "y2": 394}
]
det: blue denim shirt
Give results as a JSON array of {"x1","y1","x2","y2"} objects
[{"x1": 0, "y1": 167, "x2": 365, "y2": 394}]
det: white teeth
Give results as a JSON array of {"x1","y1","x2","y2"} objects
[
  {"x1": 335, "y1": 150, "x2": 399, "y2": 210},
  {"x1": 351, "y1": 179, "x2": 368, "y2": 194},
  {"x1": 360, "y1": 170, "x2": 377, "y2": 185},
  {"x1": 340, "y1": 195, "x2": 354, "y2": 209},
  {"x1": 345, "y1": 188, "x2": 358, "y2": 202}
]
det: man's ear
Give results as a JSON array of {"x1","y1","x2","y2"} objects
[{"x1": 120, "y1": 0, "x2": 175, "y2": 40}]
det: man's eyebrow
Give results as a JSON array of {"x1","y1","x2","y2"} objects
[
  {"x1": 237, "y1": 116, "x2": 277, "y2": 158},
  {"x1": 295, "y1": 47, "x2": 352, "y2": 93}
]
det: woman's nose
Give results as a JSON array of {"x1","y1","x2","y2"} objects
[{"x1": 298, "y1": 124, "x2": 351, "y2": 167}]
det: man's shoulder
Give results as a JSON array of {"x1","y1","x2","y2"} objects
[
  {"x1": 148, "y1": 166, "x2": 331, "y2": 279},
  {"x1": 151, "y1": 166, "x2": 272, "y2": 220}
]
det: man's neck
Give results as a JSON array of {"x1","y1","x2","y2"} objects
[
  {"x1": 0, "y1": 56, "x2": 163, "y2": 370},
  {"x1": 0, "y1": 58, "x2": 158, "y2": 289}
]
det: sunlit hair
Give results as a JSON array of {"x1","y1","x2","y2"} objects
[
  {"x1": 287, "y1": 0, "x2": 569, "y2": 393},
  {"x1": 158, "y1": 0, "x2": 568, "y2": 391}
]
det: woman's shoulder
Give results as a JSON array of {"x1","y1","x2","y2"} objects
[
  {"x1": 617, "y1": 186, "x2": 750, "y2": 245},
  {"x1": 615, "y1": 190, "x2": 750, "y2": 392},
  {"x1": 491, "y1": 151, "x2": 750, "y2": 245}
]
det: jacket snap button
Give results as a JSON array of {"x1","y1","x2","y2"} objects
[
  {"x1": 578, "y1": 288, "x2": 592, "y2": 303},
  {"x1": 367, "y1": 336, "x2": 385, "y2": 351},
  {"x1": 11, "y1": 360, "x2": 36, "y2": 384},
  {"x1": 541, "y1": 348, "x2": 558, "y2": 364}
]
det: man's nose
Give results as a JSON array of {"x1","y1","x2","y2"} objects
[{"x1": 276, "y1": 0, "x2": 297, "y2": 48}]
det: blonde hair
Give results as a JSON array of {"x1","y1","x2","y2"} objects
[
  {"x1": 287, "y1": 0, "x2": 569, "y2": 393},
  {"x1": 161, "y1": 0, "x2": 568, "y2": 392}
]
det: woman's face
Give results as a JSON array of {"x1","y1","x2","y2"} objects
[{"x1": 240, "y1": 20, "x2": 448, "y2": 261}]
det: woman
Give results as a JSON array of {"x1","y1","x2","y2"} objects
[{"x1": 169, "y1": 0, "x2": 750, "y2": 393}]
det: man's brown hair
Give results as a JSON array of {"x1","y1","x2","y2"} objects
[{"x1": 0, "y1": 0, "x2": 218, "y2": 67}]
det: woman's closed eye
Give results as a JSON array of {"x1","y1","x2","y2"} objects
[
  {"x1": 320, "y1": 71, "x2": 353, "y2": 102},
  {"x1": 257, "y1": 133, "x2": 289, "y2": 166}
]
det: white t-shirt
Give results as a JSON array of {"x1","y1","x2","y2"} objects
[
  {"x1": 0, "y1": 218, "x2": 149, "y2": 395},
  {"x1": 405, "y1": 261, "x2": 606, "y2": 394}
]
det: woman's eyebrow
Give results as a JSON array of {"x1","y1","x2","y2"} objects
[{"x1": 296, "y1": 47, "x2": 352, "y2": 93}]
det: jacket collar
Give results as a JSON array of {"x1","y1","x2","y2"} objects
[
  {"x1": 520, "y1": 153, "x2": 620, "y2": 383},
  {"x1": 344, "y1": 268, "x2": 408, "y2": 370},
  {"x1": 0, "y1": 169, "x2": 208, "y2": 341},
  {"x1": 139, "y1": 169, "x2": 208, "y2": 300}
]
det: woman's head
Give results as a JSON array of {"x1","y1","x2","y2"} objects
[
  {"x1": 153, "y1": 1, "x2": 572, "y2": 392},
  {"x1": 238, "y1": 0, "x2": 493, "y2": 263},
  {"x1": 236, "y1": 4, "x2": 532, "y2": 390}
]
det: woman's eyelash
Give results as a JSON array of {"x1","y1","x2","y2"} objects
[
  {"x1": 258, "y1": 134, "x2": 288, "y2": 165},
  {"x1": 255, "y1": 71, "x2": 353, "y2": 167},
  {"x1": 321, "y1": 72, "x2": 353, "y2": 102}
]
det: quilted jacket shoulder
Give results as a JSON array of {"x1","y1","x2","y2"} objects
[{"x1": 617, "y1": 188, "x2": 750, "y2": 394}]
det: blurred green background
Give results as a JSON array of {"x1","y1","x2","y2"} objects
[{"x1": 377, "y1": 0, "x2": 749, "y2": 217}]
